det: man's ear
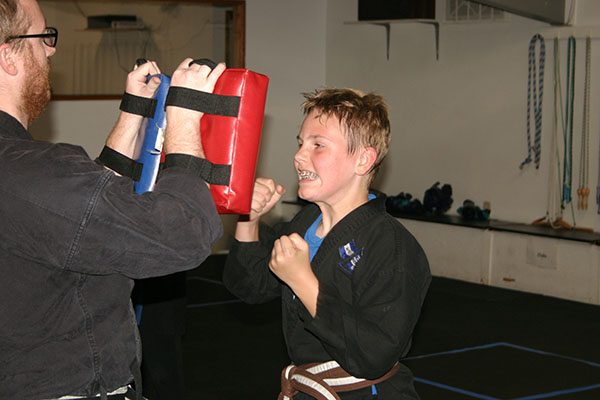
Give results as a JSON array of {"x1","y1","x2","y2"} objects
[
  {"x1": 0, "y1": 44, "x2": 19, "y2": 76},
  {"x1": 356, "y1": 146, "x2": 378, "y2": 176}
]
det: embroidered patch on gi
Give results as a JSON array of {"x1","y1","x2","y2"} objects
[{"x1": 338, "y1": 240, "x2": 363, "y2": 275}]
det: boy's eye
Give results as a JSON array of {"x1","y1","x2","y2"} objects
[{"x1": 314, "y1": 143, "x2": 324, "y2": 149}]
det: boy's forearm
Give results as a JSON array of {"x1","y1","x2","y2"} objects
[
  {"x1": 235, "y1": 219, "x2": 260, "y2": 242},
  {"x1": 291, "y1": 274, "x2": 319, "y2": 317}
]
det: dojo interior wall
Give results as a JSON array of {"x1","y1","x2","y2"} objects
[
  {"x1": 29, "y1": 0, "x2": 600, "y2": 302},
  {"x1": 324, "y1": 0, "x2": 600, "y2": 232},
  {"x1": 317, "y1": 0, "x2": 600, "y2": 304}
]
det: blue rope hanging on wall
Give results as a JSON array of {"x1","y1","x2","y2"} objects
[
  {"x1": 521, "y1": 33, "x2": 545, "y2": 170},
  {"x1": 562, "y1": 36, "x2": 576, "y2": 208}
]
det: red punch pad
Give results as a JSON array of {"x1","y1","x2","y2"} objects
[{"x1": 200, "y1": 69, "x2": 269, "y2": 214}]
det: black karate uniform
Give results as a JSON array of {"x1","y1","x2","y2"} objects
[
  {"x1": 224, "y1": 195, "x2": 431, "y2": 399},
  {"x1": 0, "y1": 110, "x2": 222, "y2": 399}
]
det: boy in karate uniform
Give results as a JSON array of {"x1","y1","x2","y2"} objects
[{"x1": 224, "y1": 88, "x2": 431, "y2": 399}]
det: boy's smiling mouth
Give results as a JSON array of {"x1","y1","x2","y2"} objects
[{"x1": 298, "y1": 170, "x2": 318, "y2": 181}]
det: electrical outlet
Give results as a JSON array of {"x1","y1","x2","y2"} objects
[{"x1": 526, "y1": 237, "x2": 557, "y2": 270}]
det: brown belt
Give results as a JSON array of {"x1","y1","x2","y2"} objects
[{"x1": 278, "y1": 360, "x2": 399, "y2": 400}]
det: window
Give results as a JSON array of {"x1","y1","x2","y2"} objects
[{"x1": 39, "y1": 0, "x2": 245, "y2": 98}]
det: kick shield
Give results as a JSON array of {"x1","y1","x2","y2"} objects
[
  {"x1": 132, "y1": 62, "x2": 269, "y2": 214},
  {"x1": 200, "y1": 68, "x2": 269, "y2": 214}
]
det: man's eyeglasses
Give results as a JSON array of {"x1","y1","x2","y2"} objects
[{"x1": 5, "y1": 27, "x2": 58, "y2": 48}]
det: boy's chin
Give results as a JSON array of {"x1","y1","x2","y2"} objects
[{"x1": 297, "y1": 189, "x2": 314, "y2": 202}]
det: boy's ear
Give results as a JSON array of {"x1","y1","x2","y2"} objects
[
  {"x1": 356, "y1": 146, "x2": 377, "y2": 176},
  {"x1": 0, "y1": 44, "x2": 19, "y2": 76}
]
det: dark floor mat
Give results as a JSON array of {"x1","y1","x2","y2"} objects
[
  {"x1": 405, "y1": 343, "x2": 600, "y2": 399},
  {"x1": 178, "y1": 255, "x2": 600, "y2": 400}
]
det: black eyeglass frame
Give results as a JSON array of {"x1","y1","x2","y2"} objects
[{"x1": 5, "y1": 27, "x2": 58, "y2": 48}]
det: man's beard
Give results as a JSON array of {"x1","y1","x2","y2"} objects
[{"x1": 21, "y1": 46, "x2": 51, "y2": 122}]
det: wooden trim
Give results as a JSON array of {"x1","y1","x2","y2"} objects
[
  {"x1": 225, "y1": 10, "x2": 232, "y2": 66},
  {"x1": 51, "y1": 95, "x2": 123, "y2": 101},
  {"x1": 46, "y1": 0, "x2": 244, "y2": 4},
  {"x1": 232, "y1": 1, "x2": 245, "y2": 68}
]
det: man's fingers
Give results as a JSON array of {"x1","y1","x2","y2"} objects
[
  {"x1": 132, "y1": 59, "x2": 160, "y2": 76},
  {"x1": 171, "y1": 58, "x2": 226, "y2": 93},
  {"x1": 188, "y1": 58, "x2": 217, "y2": 69},
  {"x1": 176, "y1": 57, "x2": 195, "y2": 71},
  {"x1": 149, "y1": 61, "x2": 161, "y2": 75},
  {"x1": 206, "y1": 62, "x2": 226, "y2": 86},
  {"x1": 147, "y1": 75, "x2": 161, "y2": 91}
]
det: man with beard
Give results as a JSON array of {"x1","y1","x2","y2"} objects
[{"x1": 0, "y1": 0, "x2": 226, "y2": 399}]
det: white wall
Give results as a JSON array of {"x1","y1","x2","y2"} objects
[
  {"x1": 244, "y1": 0, "x2": 327, "y2": 207},
  {"x1": 320, "y1": 0, "x2": 600, "y2": 304},
  {"x1": 30, "y1": 100, "x2": 119, "y2": 157},
  {"x1": 401, "y1": 218, "x2": 600, "y2": 305},
  {"x1": 325, "y1": 0, "x2": 600, "y2": 232},
  {"x1": 30, "y1": 0, "x2": 600, "y2": 249}
]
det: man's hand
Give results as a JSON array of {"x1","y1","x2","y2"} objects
[
  {"x1": 270, "y1": 233, "x2": 318, "y2": 316},
  {"x1": 164, "y1": 58, "x2": 227, "y2": 157},
  {"x1": 124, "y1": 60, "x2": 162, "y2": 100},
  {"x1": 105, "y1": 60, "x2": 163, "y2": 159},
  {"x1": 170, "y1": 58, "x2": 225, "y2": 94}
]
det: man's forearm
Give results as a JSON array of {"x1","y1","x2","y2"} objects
[
  {"x1": 163, "y1": 108, "x2": 204, "y2": 158},
  {"x1": 105, "y1": 112, "x2": 144, "y2": 158}
]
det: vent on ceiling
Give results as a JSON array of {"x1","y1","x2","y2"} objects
[{"x1": 445, "y1": 0, "x2": 505, "y2": 22}]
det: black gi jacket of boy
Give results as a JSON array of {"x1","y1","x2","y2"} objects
[{"x1": 224, "y1": 194, "x2": 431, "y2": 399}]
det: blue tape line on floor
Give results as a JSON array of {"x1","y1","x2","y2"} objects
[
  {"x1": 404, "y1": 342, "x2": 505, "y2": 360},
  {"x1": 406, "y1": 342, "x2": 600, "y2": 367},
  {"x1": 500, "y1": 342, "x2": 600, "y2": 368},
  {"x1": 513, "y1": 383, "x2": 600, "y2": 400},
  {"x1": 414, "y1": 377, "x2": 499, "y2": 400},
  {"x1": 409, "y1": 342, "x2": 600, "y2": 400}
]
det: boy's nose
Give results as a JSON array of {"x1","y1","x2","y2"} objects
[{"x1": 294, "y1": 148, "x2": 306, "y2": 165}]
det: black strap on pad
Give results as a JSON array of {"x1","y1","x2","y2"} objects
[
  {"x1": 163, "y1": 153, "x2": 230, "y2": 186},
  {"x1": 164, "y1": 87, "x2": 240, "y2": 117},
  {"x1": 97, "y1": 146, "x2": 143, "y2": 182},
  {"x1": 189, "y1": 58, "x2": 217, "y2": 69},
  {"x1": 119, "y1": 93, "x2": 158, "y2": 118}
]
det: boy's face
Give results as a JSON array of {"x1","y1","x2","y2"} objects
[{"x1": 294, "y1": 110, "x2": 362, "y2": 206}]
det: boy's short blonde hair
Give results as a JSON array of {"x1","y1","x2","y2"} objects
[{"x1": 301, "y1": 88, "x2": 391, "y2": 183}]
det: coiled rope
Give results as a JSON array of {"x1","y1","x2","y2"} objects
[{"x1": 521, "y1": 34, "x2": 545, "y2": 170}]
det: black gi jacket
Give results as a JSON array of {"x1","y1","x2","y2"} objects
[
  {"x1": 0, "y1": 111, "x2": 222, "y2": 399},
  {"x1": 224, "y1": 196, "x2": 431, "y2": 399}
]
